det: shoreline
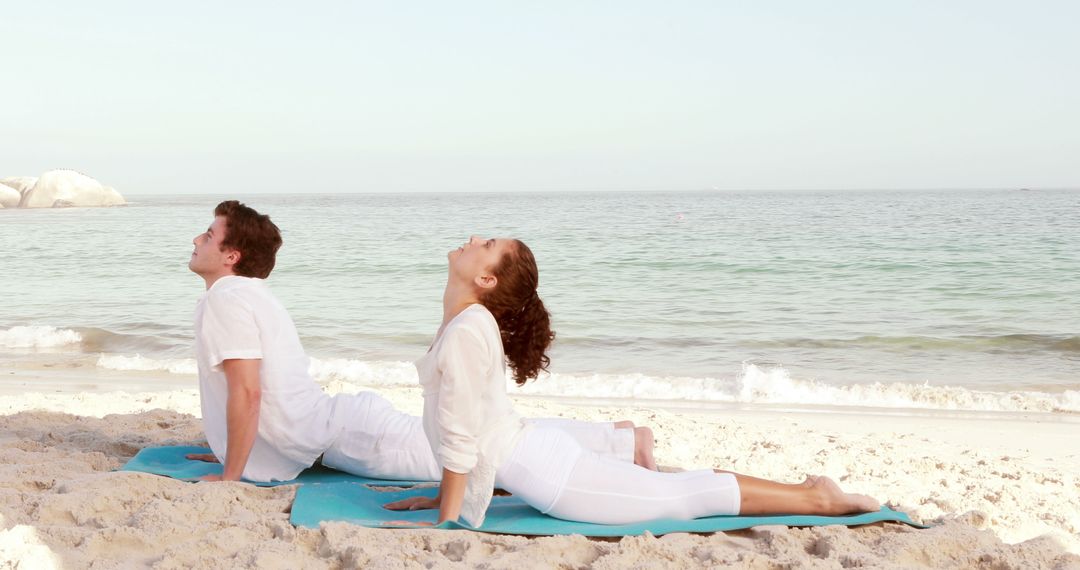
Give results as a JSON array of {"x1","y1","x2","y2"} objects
[
  {"x1": 3, "y1": 362, "x2": 1079, "y2": 417},
  {"x1": 0, "y1": 374, "x2": 1077, "y2": 567}
]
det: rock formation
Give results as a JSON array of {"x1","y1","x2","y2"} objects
[
  {"x1": 13, "y1": 170, "x2": 125, "y2": 208},
  {"x1": 0, "y1": 184, "x2": 20, "y2": 208}
]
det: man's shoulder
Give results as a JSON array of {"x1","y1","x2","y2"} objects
[
  {"x1": 207, "y1": 276, "x2": 266, "y2": 300},
  {"x1": 213, "y1": 275, "x2": 263, "y2": 292},
  {"x1": 201, "y1": 277, "x2": 273, "y2": 314}
]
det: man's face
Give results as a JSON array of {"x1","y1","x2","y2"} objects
[{"x1": 189, "y1": 216, "x2": 237, "y2": 279}]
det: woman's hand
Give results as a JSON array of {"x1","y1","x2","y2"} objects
[
  {"x1": 384, "y1": 496, "x2": 441, "y2": 511},
  {"x1": 381, "y1": 520, "x2": 435, "y2": 527}
]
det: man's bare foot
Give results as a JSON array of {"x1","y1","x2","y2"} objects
[
  {"x1": 185, "y1": 453, "x2": 220, "y2": 463},
  {"x1": 615, "y1": 420, "x2": 659, "y2": 471},
  {"x1": 634, "y1": 427, "x2": 657, "y2": 471},
  {"x1": 808, "y1": 476, "x2": 880, "y2": 515}
]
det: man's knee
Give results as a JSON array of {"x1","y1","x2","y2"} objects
[{"x1": 614, "y1": 420, "x2": 635, "y2": 430}]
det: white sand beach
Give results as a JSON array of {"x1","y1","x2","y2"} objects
[{"x1": 0, "y1": 373, "x2": 1077, "y2": 569}]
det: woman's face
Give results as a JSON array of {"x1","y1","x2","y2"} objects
[{"x1": 448, "y1": 235, "x2": 512, "y2": 288}]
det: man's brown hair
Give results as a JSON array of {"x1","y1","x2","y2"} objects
[{"x1": 214, "y1": 200, "x2": 282, "y2": 279}]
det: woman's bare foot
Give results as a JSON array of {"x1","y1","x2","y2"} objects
[{"x1": 808, "y1": 476, "x2": 880, "y2": 515}]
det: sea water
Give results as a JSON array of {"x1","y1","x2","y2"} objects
[{"x1": 1, "y1": 190, "x2": 1077, "y2": 413}]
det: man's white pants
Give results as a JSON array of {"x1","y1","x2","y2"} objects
[{"x1": 320, "y1": 391, "x2": 636, "y2": 481}]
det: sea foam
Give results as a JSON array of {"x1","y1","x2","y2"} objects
[
  {"x1": 0, "y1": 326, "x2": 82, "y2": 348},
  {"x1": 96, "y1": 354, "x2": 198, "y2": 375},
  {"x1": 92, "y1": 353, "x2": 1080, "y2": 414},
  {"x1": 516, "y1": 364, "x2": 1080, "y2": 413}
]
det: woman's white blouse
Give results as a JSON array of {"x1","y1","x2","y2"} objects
[{"x1": 414, "y1": 304, "x2": 529, "y2": 527}]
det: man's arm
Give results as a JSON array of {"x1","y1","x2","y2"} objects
[{"x1": 203, "y1": 358, "x2": 261, "y2": 481}]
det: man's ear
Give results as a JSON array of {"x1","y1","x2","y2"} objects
[
  {"x1": 223, "y1": 249, "x2": 241, "y2": 268},
  {"x1": 474, "y1": 274, "x2": 497, "y2": 290}
]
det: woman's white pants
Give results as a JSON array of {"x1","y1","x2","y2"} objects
[{"x1": 497, "y1": 426, "x2": 741, "y2": 525}]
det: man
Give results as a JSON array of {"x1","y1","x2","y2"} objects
[{"x1": 187, "y1": 200, "x2": 655, "y2": 483}]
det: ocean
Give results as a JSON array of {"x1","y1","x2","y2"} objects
[{"x1": 1, "y1": 190, "x2": 1077, "y2": 414}]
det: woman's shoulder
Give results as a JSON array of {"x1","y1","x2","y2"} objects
[
  {"x1": 451, "y1": 304, "x2": 498, "y2": 330},
  {"x1": 434, "y1": 305, "x2": 500, "y2": 367},
  {"x1": 443, "y1": 304, "x2": 500, "y2": 345}
]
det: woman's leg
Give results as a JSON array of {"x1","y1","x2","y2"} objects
[
  {"x1": 499, "y1": 427, "x2": 738, "y2": 525},
  {"x1": 724, "y1": 471, "x2": 880, "y2": 516},
  {"x1": 499, "y1": 427, "x2": 880, "y2": 525},
  {"x1": 548, "y1": 455, "x2": 741, "y2": 524}
]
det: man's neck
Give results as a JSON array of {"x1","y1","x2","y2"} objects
[{"x1": 203, "y1": 272, "x2": 238, "y2": 291}]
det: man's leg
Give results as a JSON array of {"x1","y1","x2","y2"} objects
[
  {"x1": 321, "y1": 392, "x2": 443, "y2": 481},
  {"x1": 529, "y1": 417, "x2": 658, "y2": 471}
]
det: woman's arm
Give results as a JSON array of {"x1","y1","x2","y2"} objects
[
  {"x1": 437, "y1": 468, "x2": 468, "y2": 523},
  {"x1": 383, "y1": 468, "x2": 468, "y2": 524},
  {"x1": 385, "y1": 324, "x2": 489, "y2": 522}
]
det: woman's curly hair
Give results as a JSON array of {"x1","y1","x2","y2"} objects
[{"x1": 480, "y1": 240, "x2": 555, "y2": 385}]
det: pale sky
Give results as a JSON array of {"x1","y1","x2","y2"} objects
[{"x1": 3, "y1": 1, "x2": 1077, "y2": 194}]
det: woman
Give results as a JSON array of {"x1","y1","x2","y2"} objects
[{"x1": 386, "y1": 236, "x2": 880, "y2": 527}]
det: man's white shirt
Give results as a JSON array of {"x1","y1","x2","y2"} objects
[{"x1": 194, "y1": 275, "x2": 339, "y2": 481}]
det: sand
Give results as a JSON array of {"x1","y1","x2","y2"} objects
[{"x1": 0, "y1": 381, "x2": 1078, "y2": 569}]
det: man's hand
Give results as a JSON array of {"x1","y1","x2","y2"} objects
[
  {"x1": 384, "y1": 496, "x2": 440, "y2": 511},
  {"x1": 185, "y1": 453, "x2": 220, "y2": 463}
]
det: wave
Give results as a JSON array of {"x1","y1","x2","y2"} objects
[
  {"x1": 96, "y1": 354, "x2": 198, "y2": 375},
  {"x1": 554, "y1": 333, "x2": 1080, "y2": 355},
  {"x1": 0, "y1": 325, "x2": 180, "y2": 353},
  {"x1": 517, "y1": 364, "x2": 1080, "y2": 414},
  {"x1": 78, "y1": 327, "x2": 177, "y2": 353},
  {"x1": 0, "y1": 326, "x2": 82, "y2": 348},
  {"x1": 756, "y1": 334, "x2": 1080, "y2": 354},
  {"x1": 92, "y1": 353, "x2": 1080, "y2": 414}
]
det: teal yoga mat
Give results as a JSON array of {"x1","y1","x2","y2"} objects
[
  {"x1": 121, "y1": 446, "x2": 925, "y2": 536},
  {"x1": 119, "y1": 445, "x2": 424, "y2": 487},
  {"x1": 291, "y1": 483, "x2": 926, "y2": 536}
]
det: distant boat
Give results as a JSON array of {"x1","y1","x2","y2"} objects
[{"x1": 1020, "y1": 188, "x2": 1032, "y2": 191}]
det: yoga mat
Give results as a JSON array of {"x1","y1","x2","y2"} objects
[
  {"x1": 291, "y1": 481, "x2": 927, "y2": 537},
  {"x1": 119, "y1": 445, "x2": 425, "y2": 487},
  {"x1": 122, "y1": 446, "x2": 926, "y2": 536}
]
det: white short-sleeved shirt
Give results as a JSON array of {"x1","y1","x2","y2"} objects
[{"x1": 194, "y1": 275, "x2": 338, "y2": 481}]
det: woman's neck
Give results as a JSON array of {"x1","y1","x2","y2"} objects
[{"x1": 442, "y1": 280, "x2": 481, "y2": 326}]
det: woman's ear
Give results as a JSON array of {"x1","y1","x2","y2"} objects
[{"x1": 474, "y1": 274, "x2": 498, "y2": 290}]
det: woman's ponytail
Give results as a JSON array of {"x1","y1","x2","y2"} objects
[{"x1": 480, "y1": 240, "x2": 555, "y2": 385}]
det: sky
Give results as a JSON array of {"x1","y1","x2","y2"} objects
[{"x1": 2, "y1": 1, "x2": 1078, "y2": 194}]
